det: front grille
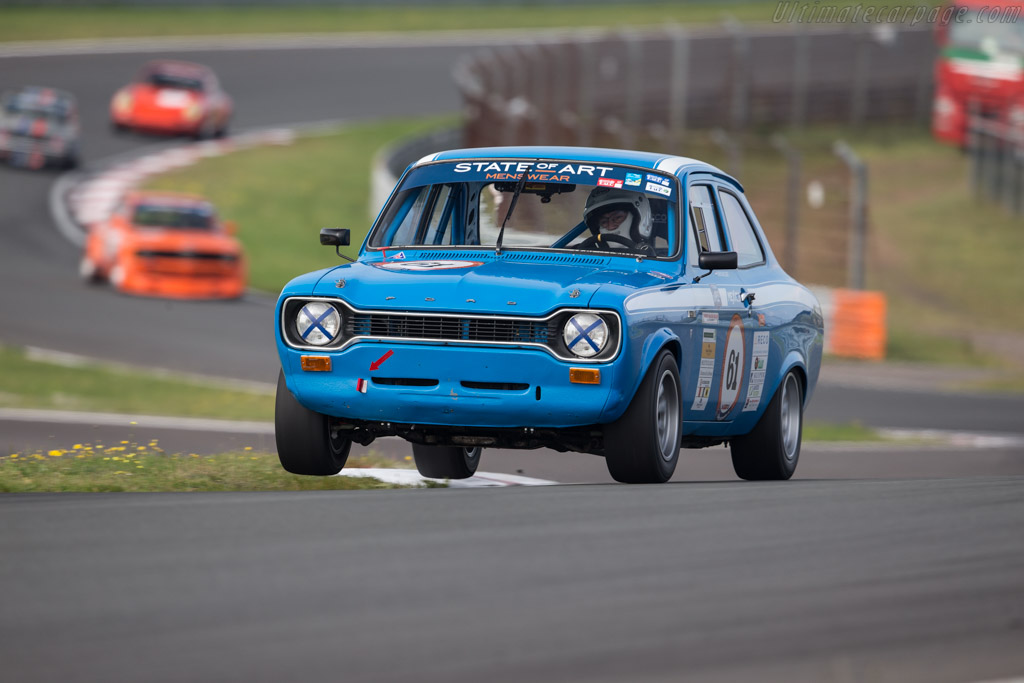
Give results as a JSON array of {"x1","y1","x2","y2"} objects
[
  {"x1": 348, "y1": 313, "x2": 555, "y2": 344},
  {"x1": 461, "y1": 381, "x2": 529, "y2": 391},
  {"x1": 136, "y1": 251, "x2": 237, "y2": 261}
]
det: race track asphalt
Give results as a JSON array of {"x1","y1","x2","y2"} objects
[{"x1": 1, "y1": 35, "x2": 1023, "y2": 683}]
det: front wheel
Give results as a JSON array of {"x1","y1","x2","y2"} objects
[
  {"x1": 275, "y1": 371, "x2": 351, "y2": 475},
  {"x1": 730, "y1": 370, "x2": 803, "y2": 481},
  {"x1": 604, "y1": 349, "x2": 682, "y2": 483},
  {"x1": 411, "y1": 444, "x2": 481, "y2": 480}
]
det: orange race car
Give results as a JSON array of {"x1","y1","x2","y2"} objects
[
  {"x1": 81, "y1": 191, "x2": 246, "y2": 300},
  {"x1": 110, "y1": 60, "x2": 233, "y2": 139}
]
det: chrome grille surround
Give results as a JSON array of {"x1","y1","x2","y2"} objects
[{"x1": 280, "y1": 296, "x2": 621, "y2": 363}]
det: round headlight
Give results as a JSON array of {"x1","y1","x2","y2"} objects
[
  {"x1": 563, "y1": 313, "x2": 608, "y2": 358},
  {"x1": 296, "y1": 302, "x2": 341, "y2": 346}
]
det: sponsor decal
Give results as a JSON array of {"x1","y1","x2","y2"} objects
[
  {"x1": 453, "y1": 161, "x2": 614, "y2": 177},
  {"x1": 646, "y1": 173, "x2": 670, "y2": 186},
  {"x1": 597, "y1": 177, "x2": 623, "y2": 189},
  {"x1": 391, "y1": 251, "x2": 406, "y2": 260},
  {"x1": 645, "y1": 181, "x2": 671, "y2": 197},
  {"x1": 743, "y1": 331, "x2": 771, "y2": 412},
  {"x1": 356, "y1": 378, "x2": 368, "y2": 394},
  {"x1": 369, "y1": 350, "x2": 393, "y2": 371},
  {"x1": 625, "y1": 172, "x2": 643, "y2": 186},
  {"x1": 758, "y1": 313, "x2": 766, "y2": 327},
  {"x1": 716, "y1": 315, "x2": 746, "y2": 420},
  {"x1": 371, "y1": 260, "x2": 484, "y2": 271},
  {"x1": 701, "y1": 311, "x2": 719, "y2": 325},
  {"x1": 691, "y1": 328, "x2": 717, "y2": 411},
  {"x1": 709, "y1": 284, "x2": 723, "y2": 308}
]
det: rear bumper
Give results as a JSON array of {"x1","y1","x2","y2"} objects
[{"x1": 280, "y1": 342, "x2": 625, "y2": 429}]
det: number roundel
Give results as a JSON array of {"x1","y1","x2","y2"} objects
[{"x1": 717, "y1": 314, "x2": 746, "y2": 420}]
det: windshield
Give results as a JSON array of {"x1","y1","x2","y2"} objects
[
  {"x1": 1, "y1": 97, "x2": 70, "y2": 125},
  {"x1": 949, "y1": 8, "x2": 1024, "y2": 54},
  {"x1": 133, "y1": 204, "x2": 215, "y2": 230},
  {"x1": 144, "y1": 72, "x2": 205, "y2": 92},
  {"x1": 369, "y1": 160, "x2": 679, "y2": 258}
]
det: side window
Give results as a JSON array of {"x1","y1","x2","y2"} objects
[
  {"x1": 717, "y1": 190, "x2": 765, "y2": 267},
  {"x1": 688, "y1": 184, "x2": 724, "y2": 254}
]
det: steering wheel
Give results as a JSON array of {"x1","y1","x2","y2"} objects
[{"x1": 577, "y1": 233, "x2": 655, "y2": 257}]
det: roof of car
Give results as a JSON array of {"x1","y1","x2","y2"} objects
[
  {"x1": 140, "y1": 60, "x2": 211, "y2": 76},
  {"x1": 421, "y1": 146, "x2": 738, "y2": 186}
]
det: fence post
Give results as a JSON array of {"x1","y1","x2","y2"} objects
[
  {"x1": 968, "y1": 115, "x2": 982, "y2": 200},
  {"x1": 790, "y1": 28, "x2": 809, "y2": 130},
  {"x1": 771, "y1": 134, "x2": 802, "y2": 276},
  {"x1": 667, "y1": 24, "x2": 689, "y2": 154},
  {"x1": 834, "y1": 140, "x2": 868, "y2": 290},
  {"x1": 850, "y1": 30, "x2": 870, "y2": 127},
  {"x1": 576, "y1": 39, "x2": 595, "y2": 147},
  {"x1": 724, "y1": 17, "x2": 749, "y2": 131},
  {"x1": 711, "y1": 128, "x2": 743, "y2": 178},
  {"x1": 623, "y1": 29, "x2": 643, "y2": 149}
]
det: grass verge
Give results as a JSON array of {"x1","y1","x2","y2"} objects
[
  {"x1": 803, "y1": 421, "x2": 884, "y2": 442},
  {"x1": 0, "y1": 344, "x2": 273, "y2": 420},
  {"x1": 143, "y1": 117, "x2": 451, "y2": 293},
  {"x1": 2, "y1": 2, "x2": 800, "y2": 42},
  {"x1": 0, "y1": 441, "x2": 422, "y2": 492}
]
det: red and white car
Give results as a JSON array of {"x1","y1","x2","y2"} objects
[{"x1": 110, "y1": 60, "x2": 233, "y2": 140}]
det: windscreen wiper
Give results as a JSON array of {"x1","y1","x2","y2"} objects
[{"x1": 495, "y1": 160, "x2": 535, "y2": 256}]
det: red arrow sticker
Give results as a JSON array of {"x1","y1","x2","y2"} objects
[{"x1": 369, "y1": 350, "x2": 393, "y2": 371}]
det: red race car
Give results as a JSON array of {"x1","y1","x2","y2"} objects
[
  {"x1": 81, "y1": 190, "x2": 246, "y2": 300},
  {"x1": 110, "y1": 60, "x2": 232, "y2": 140}
]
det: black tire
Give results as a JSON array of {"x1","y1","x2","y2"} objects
[
  {"x1": 274, "y1": 370, "x2": 351, "y2": 475},
  {"x1": 111, "y1": 122, "x2": 128, "y2": 134},
  {"x1": 730, "y1": 370, "x2": 803, "y2": 481},
  {"x1": 604, "y1": 349, "x2": 682, "y2": 483},
  {"x1": 411, "y1": 444, "x2": 481, "y2": 480}
]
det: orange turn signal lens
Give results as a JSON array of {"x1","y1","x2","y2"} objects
[
  {"x1": 569, "y1": 368, "x2": 601, "y2": 384},
  {"x1": 300, "y1": 356, "x2": 332, "y2": 372}
]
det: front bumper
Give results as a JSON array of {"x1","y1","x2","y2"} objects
[
  {"x1": 281, "y1": 342, "x2": 623, "y2": 429},
  {"x1": 118, "y1": 269, "x2": 244, "y2": 299}
]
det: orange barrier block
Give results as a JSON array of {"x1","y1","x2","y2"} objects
[{"x1": 828, "y1": 289, "x2": 888, "y2": 360}]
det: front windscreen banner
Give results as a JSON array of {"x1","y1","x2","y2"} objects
[
  {"x1": 370, "y1": 160, "x2": 678, "y2": 257},
  {"x1": 432, "y1": 161, "x2": 676, "y2": 201}
]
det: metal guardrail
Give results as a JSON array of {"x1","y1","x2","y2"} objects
[{"x1": 968, "y1": 115, "x2": 1024, "y2": 216}]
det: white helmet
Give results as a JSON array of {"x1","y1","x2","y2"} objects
[{"x1": 583, "y1": 187, "x2": 652, "y2": 241}]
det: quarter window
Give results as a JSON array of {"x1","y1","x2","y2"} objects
[
  {"x1": 718, "y1": 190, "x2": 765, "y2": 267},
  {"x1": 688, "y1": 185, "x2": 724, "y2": 254}
]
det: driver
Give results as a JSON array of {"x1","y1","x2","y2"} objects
[{"x1": 581, "y1": 187, "x2": 652, "y2": 250}]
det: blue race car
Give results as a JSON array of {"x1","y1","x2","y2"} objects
[
  {"x1": 275, "y1": 147, "x2": 823, "y2": 483},
  {"x1": 0, "y1": 87, "x2": 80, "y2": 171}
]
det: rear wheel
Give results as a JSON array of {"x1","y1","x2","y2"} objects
[
  {"x1": 275, "y1": 370, "x2": 351, "y2": 475},
  {"x1": 411, "y1": 444, "x2": 481, "y2": 480},
  {"x1": 604, "y1": 349, "x2": 681, "y2": 483},
  {"x1": 730, "y1": 370, "x2": 803, "y2": 480}
]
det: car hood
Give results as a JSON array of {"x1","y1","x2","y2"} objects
[{"x1": 309, "y1": 256, "x2": 675, "y2": 316}]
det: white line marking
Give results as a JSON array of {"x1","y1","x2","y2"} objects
[{"x1": 337, "y1": 467, "x2": 557, "y2": 488}]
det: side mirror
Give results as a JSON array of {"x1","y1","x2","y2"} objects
[
  {"x1": 223, "y1": 220, "x2": 238, "y2": 236},
  {"x1": 320, "y1": 228, "x2": 350, "y2": 247},
  {"x1": 698, "y1": 251, "x2": 738, "y2": 270}
]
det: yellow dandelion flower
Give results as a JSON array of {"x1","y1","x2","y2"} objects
[
  {"x1": 190, "y1": 453, "x2": 199, "y2": 458},
  {"x1": 250, "y1": 457, "x2": 258, "y2": 460},
  {"x1": 72, "y1": 444, "x2": 83, "y2": 450},
  {"x1": 120, "y1": 440, "x2": 129, "y2": 444},
  {"x1": 114, "y1": 470, "x2": 131, "y2": 476},
  {"x1": 10, "y1": 454, "x2": 19, "y2": 459},
  {"x1": 244, "y1": 446, "x2": 253, "y2": 451},
  {"x1": 404, "y1": 456, "x2": 412, "y2": 461},
  {"x1": 48, "y1": 450, "x2": 64, "y2": 457},
  {"x1": 129, "y1": 421, "x2": 137, "y2": 425},
  {"x1": 137, "y1": 446, "x2": 146, "y2": 451},
  {"x1": 103, "y1": 457, "x2": 110, "y2": 461}
]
